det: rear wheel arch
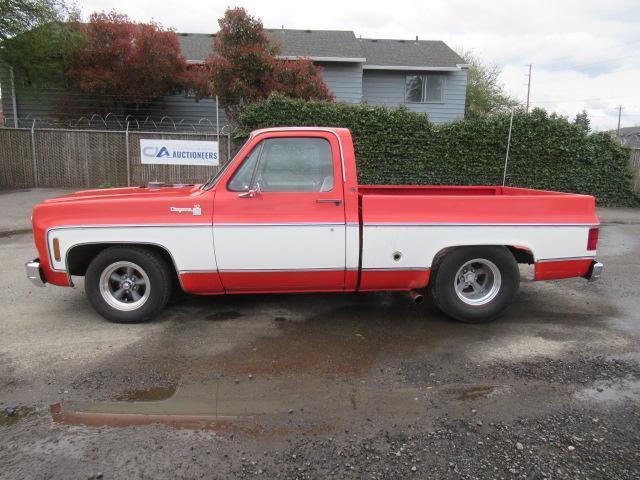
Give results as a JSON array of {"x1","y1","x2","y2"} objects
[{"x1": 430, "y1": 244, "x2": 534, "y2": 274}]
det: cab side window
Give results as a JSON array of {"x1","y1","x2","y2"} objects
[
  {"x1": 228, "y1": 137, "x2": 334, "y2": 193},
  {"x1": 257, "y1": 138, "x2": 333, "y2": 192}
]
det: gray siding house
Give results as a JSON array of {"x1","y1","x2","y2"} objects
[{"x1": 1, "y1": 29, "x2": 467, "y2": 129}]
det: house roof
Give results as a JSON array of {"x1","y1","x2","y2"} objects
[
  {"x1": 359, "y1": 38, "x2": 465, "y2": 70},
  {"x1": 178, "y1": 33, "x2": 216, "y2": 63},
  {"x1": 177, "y1": 29, "x2": 465, "y2": 69},
  {"x1": 266, "y1": 29, "x2": 365, "y2": 61},
  {"x1": 614, "y1": 126, "x2": 640, "y2": 148}
]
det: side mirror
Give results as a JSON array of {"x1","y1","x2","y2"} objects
[{"x1": 238, "y1": 181, "x2": 261, "y2": 198}]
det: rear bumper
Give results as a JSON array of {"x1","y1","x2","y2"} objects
[
  {"x1": 534, "y1": 258, "x2": 603, "y2": 281},
  {"x1": 586, "y1": 260, "x2": 604, "y2": 282},
  {"x1": 25, "y1": 259, "x2": 46, "y2": 287}
]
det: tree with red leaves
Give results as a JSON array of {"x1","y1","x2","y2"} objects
[
  {"x1": 65, "y1": 11, "x2": 188, "y2": 109},
  {"x1": 271, "y1": 58, "x2": 334, "y2": 101},
  {"x1": 207, "y1": 7, "x2": 333, "y2": 115}
]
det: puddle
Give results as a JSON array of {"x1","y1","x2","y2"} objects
[
  {"x1": 0, "y1": 406, "x2": 36, "y2": 427},
  {"x1": 576, "y1": 379, "x2": 640, "y2": 403},
  {"x1": 49, "y1": 377, "x2": 427, "y2": 431},
  {"x1": 444, "y1": 385, "x2": 497, "y2": 401},
  {"x1": 205, "y1": 311, "x2": 244, "y2": 321},
  {"x1": 49, "y1": 402, "x2": 235, "y2": 430},
  {"x1": 115, "y1": 385, "x2": 177, "y2": 402}
]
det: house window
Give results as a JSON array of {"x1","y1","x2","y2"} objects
[{"x1": 405, "y1": 75, "x2": 445, "y2": 103}]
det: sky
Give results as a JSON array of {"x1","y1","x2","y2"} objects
[{"x1": 76, "y1": 0, "x2": 640, "y2": 131}]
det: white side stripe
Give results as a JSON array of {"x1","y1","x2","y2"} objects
[{"x1": 362, "y1": 225, "x2": 593, "y2": 270}]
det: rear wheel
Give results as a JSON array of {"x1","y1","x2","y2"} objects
[
  {"x1": 429, "y1": 246, "x2": 519, "y2": 323},
  {"x1": 85, "y1": 247, "x2": 172, "y2": 323}
]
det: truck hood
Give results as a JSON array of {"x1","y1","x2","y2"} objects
[
  {"x1": 44, "y1": 184, "x2": 203, "y2": 204},
  {"x1": 33, "y1": 183, "x2": 213, "y2": 229}
]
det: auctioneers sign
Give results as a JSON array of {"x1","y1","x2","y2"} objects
[{"x1": 140, "y1": 139, "x2": 219, "y2": 166}]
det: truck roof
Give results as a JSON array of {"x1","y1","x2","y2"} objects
[{"x1": 251, "y1": 126, "x2": 350, "y2": 136}]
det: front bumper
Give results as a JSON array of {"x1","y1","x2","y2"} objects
[
  {"x1": 586, "y1": 260, "x2": 604, "y2": 282},
  {"x1": 25, "y1": 259, "x2": 46, "y2": 287}
]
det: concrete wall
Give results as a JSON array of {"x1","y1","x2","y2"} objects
[{"x1": 362, "y1": 68, "x2": 467, "y2": 123}]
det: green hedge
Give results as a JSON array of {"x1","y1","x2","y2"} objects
[{"x1": 236, "y1": 94, "x2": 637, "y2": 206}]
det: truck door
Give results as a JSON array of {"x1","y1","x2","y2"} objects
[{"x1": 213, "y1": 132, "x2": 346, "y2": 292}]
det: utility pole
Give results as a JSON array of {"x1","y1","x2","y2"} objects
[
  {"x1": 616, "y1": 105, "x2": 623, "y2": 136},
  {"x1": 525, "y1": 64, "x2": 532, "y2": 113}
]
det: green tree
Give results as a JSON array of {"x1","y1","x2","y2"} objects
[
  {"x1": 573, "y1": 109, "x2": 591, "y2": 133},
  {"x1": 0, "y1": 0, "x2": 79, "y2": 85},
  {"x1": 0, "y1": 0, "x2": 69, "y2": 41},
  {"x1": 458, "y1": 48, "x2": 521, "y2": 118}
]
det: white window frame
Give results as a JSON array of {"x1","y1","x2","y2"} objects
[{"x1": 404, "y1": 74, "x2": 446, "y2": 104}]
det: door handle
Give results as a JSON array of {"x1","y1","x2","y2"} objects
[{"x1": 316, "y1": 199, "x2": 342, "y2": 205}]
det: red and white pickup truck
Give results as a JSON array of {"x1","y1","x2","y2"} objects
[{"x1": 27, "y1": 127, "x2": 602, "y2": 324}]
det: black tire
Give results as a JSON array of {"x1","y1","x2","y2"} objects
[
  {"x1": 429, "y1": 246, "x2": 519, "y2": 323},
  {"x1": 84, "y1": 246, "x2": 172, "y2": 323}
]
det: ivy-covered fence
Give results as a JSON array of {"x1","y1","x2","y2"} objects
[{"x1": 237, "y1": 95, "x2": 637, "y2": 206}]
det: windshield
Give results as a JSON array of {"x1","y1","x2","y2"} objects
[{"x1": 201, "y1": 137, "x2": 251, "y2": 190}]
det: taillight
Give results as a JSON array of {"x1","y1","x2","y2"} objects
[{"x1": 587, "y1": 228, "x2": 599, "y2": 251}]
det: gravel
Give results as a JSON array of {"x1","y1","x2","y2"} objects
[
  {"x1": 398, "y1": 355, "x2": 640, "y2": 387},
  {"x1": 227, "y1": 406, "x2": 640, "y2": 480}
]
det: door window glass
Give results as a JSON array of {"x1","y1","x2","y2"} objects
[{"x1": 255, "y1": 138, "x2": 334, "y2": 192}]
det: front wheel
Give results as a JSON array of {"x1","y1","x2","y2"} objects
[
  {"x1": 85, "y1": 247, "x2": 172, "y2": 323},
  {"x1": 429, "y1": 246, "x2": 519, "y2": 323}
]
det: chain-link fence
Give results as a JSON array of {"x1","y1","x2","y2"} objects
[
  {"x1": 6, "y1": 112, "x2": 229, "y2": 134},
  {"x1": 0, "y1": 125, "x2": 239, "y2": 188}
]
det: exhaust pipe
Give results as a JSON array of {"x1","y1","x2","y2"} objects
[{"x1": 407, "y1": 290, "x2": 424, "y2": 304}]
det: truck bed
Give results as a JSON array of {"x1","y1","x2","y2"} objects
[{"x1": 358, "y1": 185, "x2": 599, "y2": 225}]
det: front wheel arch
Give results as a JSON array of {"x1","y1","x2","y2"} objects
[{"x1": 66, "y1": 243, "x2": 180, "y2": 288}]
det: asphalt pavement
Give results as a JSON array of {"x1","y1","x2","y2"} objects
[{"x1": 1, "y1": 189, "x2": 639, "y2": 479}]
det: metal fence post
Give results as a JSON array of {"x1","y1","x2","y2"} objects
[
  {"x1": 125, "y1": 121, "x2": 131, "y2": 187},
  {"x1": 30, "y1": 120, "x2": 38, "y2": 187},
  {"x1": 216, "y1": 96, "x2": 222, "y2": 169},
  {"x1": 9, "y1": 67, "x2": 18, "y2": 128},
  {"x1": 502, "y1": 108, "x2": 515, "y2": 187}
]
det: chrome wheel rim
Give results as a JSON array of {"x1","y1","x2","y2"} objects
[
  {"x1": 99, "y1": 261, "x2": 150, "y2": 312},
  {"x1": 454, "y1": 258, "x2": 501, "y2": 306}
]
